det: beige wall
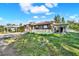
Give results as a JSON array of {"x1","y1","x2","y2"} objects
[{"x1": 31, "y1": 29, "x2": 52, "y2": 33}]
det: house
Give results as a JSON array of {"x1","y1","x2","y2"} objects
[
  {"x1": 24, "y1": 21, "x2": 68, "y2": 33},
  {"x1": 5, "y1": 25, "x2": 20, "y2": 32}
]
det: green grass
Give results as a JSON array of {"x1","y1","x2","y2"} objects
[{"x1": 14, "y1": 32, "x2": 79, "y2": 56}]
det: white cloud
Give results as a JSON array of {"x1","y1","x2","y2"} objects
[
  {"x1": 41, "y1": 16, "x2": 46, "y2": 18},
  {"x1": 19, "y1": 3, "x2": 58, "y2": 15},
  {"x1": 33, "y1": 15, "x2": 46, "y2": 19},
  {"x1": 45, "y1": 12, "x2": 55, "y2": 15},
  {"x1": 19, "y1": 3, "x2": 50, "y2": 14},
  {"x1": 45, "y1": 3, "x2": 58, "y2": 8},
  {"x1": 30, "y1": 5, "x2": 49, "y2": 13},
  {"x1": 69, "y1": 15, "x2": 79, "y2": 22},
  {"x1": 69, "y1": 15, "x2": 78, "y2": 19},
  {"x1": 19, "y1": 3, "x2": 33, "y2": 13},
  {"x1": 53, "y1": 3, "x2": 58, "y2": 7},
  {"x1": 69, "y1": 16, "x2": 75, "y2": 19},
  {"x1": 33, "y1": 16, "x2": 38, "y2": 18},
  {"x1": 0, "y1": 17, "x2": 3, "y2": 21}
]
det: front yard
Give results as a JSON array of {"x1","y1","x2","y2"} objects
[{"x1": 14, "y1": 32, "x2": 79, "y2": 56}]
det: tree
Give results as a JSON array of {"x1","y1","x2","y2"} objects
[
  {"x1": 57, "y1": 15, "x2": 61, "y2": 23},
  {"x1": 61, "y1": 17, "x2": 65, "y2": 23},
  {"x1": 67, "y1": 20, "x2": 74, "y2": 24},
  {"x1": 18, "y1": 26, "x2": 24, "y2": 32},
  {"x1": 54, "y1": 16, "x2": 57, "y2": 23},
  {"x1": 19, "y1": 23, "x2": 22, "y2": 26},
  {"x1": 67, "y1": 20, "x2": 79, "y2": 31},
  {"x1": 17, "y1": 23, "x2": 24, "y2": 32},
  {"x1": 54, "y1": 15, "x2": 61, "y2": 23},
  {"x1": 12, "y1": 24, "x2": 16, "y2": 26},
  {"x1": 7, "y1": 24, "x2": 11, "y2": 26},
  {"x1": 0, "y1": 25, "x2": 4, "y2": 32}
]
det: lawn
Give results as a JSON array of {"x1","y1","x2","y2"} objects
[{"x1": 14, "y1": 32, "x2": 79, "y2": 56}]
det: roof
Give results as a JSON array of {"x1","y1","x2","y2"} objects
[
  {"x1": 25, "y1": 21, "x2": 68, "y2": 26},
  {"x1": 30, "y1": 21, "x2": 51, "y2": 26}
]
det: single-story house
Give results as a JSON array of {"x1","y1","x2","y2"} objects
[
  {"x1": 5, "y1": 25, "x2": 20, "y2": 32},
  {"x1": 24, "y1": 21, "x2": 68, "y2": 33}
]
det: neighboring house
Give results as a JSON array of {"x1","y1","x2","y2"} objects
[
  {"x1": 24, "y1": 21, "x2": 68, "y2": 33},
  {"x1": 5, "y1": 25, "x2": 20, "y2": 32}
]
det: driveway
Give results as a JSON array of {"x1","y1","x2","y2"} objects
[
  {"x1": 0, "y1": 40, "x2": 17, "y2": 56},
  {"x1": 0, "y1": 32, "x2": 21, "y2": 56}
]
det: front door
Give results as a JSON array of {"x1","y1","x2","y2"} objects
[{"x1": 59, "y1": 27, "x2": 63, "y2": 33}]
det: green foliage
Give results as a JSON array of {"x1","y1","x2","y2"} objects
[
  {"x1": 4, "y1": 23, "x2": 25, "y2": 32},
  {"x1": 67, "y1": 20, "x2": 79, "y2": 31},
  {"x1": 54, "y1": 15, "x2": 65, "y2": 23},
  {"x1": 61, "y1": 43, "x2": 79, "y2": 56},
  {"x1": 61, "y1": 17, "x2": 65, "y2": 23},
  {"x1": 54, "y1": 15, "x2": 61, "y2": 23},
  {"x1": 0, "y1": 25, "x2": 5, "y2": 33},
  {"x1": 17, "y1": 26, "x2": 24, "y2": 32},
  {"x1": 14, "y1": 32, "x2": 79, "y2": 56}
]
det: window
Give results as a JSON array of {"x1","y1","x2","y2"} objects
[
  {"x1": 44, "y1": 25, "x2": 48, "y2": 29},
  {"x1": 35, "y1": 26, "x2": 39, "y2": 29}
]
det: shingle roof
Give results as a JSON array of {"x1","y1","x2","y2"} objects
[
  {"x1": 25, "y1": 21, "x2": 68, "y2": 26},
  {"x1": 30, "y1": 21, "x2": 52, "y2": 25}
]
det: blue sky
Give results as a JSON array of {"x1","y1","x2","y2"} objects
[{"x1": 0, "y1": 3, "x2": 79, "y2": 25}]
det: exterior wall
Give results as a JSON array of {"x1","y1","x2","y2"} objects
[
  {"x1": 25, "y1": 28, "x2": 29, "y2": 32},
  {"x1": 24, "y1": 25, "x2": 30, "y2": 32},
  {"x1": 52, "y1": 25, "x2": 68, "y2": 33},
  {"x1": 29, "y1": 24, "x2": 52, "y2": 33},
  {"x1": 31, "y1": 29, "x2": 52, "y2": 33},
  {"x1": 25, "y1": 22, "x2": 68, "y2": 33}
]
